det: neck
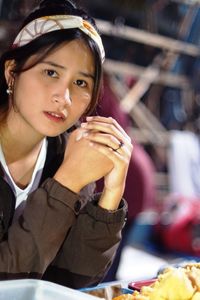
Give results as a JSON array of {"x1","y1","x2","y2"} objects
[
  {"x1": 0, "y1": 111, "x2": 47, "y2": 188},
  {"x1": 0, "y1": 116, "x2": 44, "y2": 164}
]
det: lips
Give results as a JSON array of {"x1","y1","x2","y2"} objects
[{"x1": 44, "y1": 111, "x2": 67, "y2": 122}]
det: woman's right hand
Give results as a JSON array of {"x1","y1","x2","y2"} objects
[{"x1": 54, "y1": 127, "x2": 114, "y2": 193}]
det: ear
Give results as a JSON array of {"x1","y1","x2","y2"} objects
[{"x1": 4, "y1": 59, "x2": 16, "y2": 84}]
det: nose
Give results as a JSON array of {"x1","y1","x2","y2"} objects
[{"x1": 52, "y1": 88, "x2": 72, "y2": 105}]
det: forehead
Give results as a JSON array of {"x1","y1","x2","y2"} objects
[
  {"x1": 48, "y1": 39, "x2": 95, "y2": 65},
  {"x1": 24, "y1": 39, "x2": 95, "y2": 74}
]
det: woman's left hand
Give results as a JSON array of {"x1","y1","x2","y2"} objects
[{"x1": 81, "y1": 116, "x2": 133, "y2": 210}]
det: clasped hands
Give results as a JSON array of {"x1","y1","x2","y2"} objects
[{"x1": 54, "y1": 116, "x2": 133, "y2": 209}]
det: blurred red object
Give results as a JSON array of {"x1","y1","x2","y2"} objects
[
  {"x1": 128, "y1": 279, "x2": 156, "y2": 291},
  {"x1": 156, "y1": 195, "x2": 200, "y2": 256}
]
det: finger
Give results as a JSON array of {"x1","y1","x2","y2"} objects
[
  {"x1": 75, "y1": 129, "x2": 89, "y2": 141},
  {"x1": 113, "y1": 141, "x2": 124, "y2": 153},
  {"x1": 85, "y1": 132, "x2": 122, "y2": 151},
  {"x1": 81, "y1": 120, "x2": 131, "y2": 147},
  {"x1": 89, "y1": 141, "x2": 131, "y2": 165},
  {"x1": 86, "y1": 116, "x2": 131, "y2": 142},
  {"x1": 87, "y1": 130, "x2": 133, "y2": 153},
  {"x1": 88, "y1": 136, "x2": 132, "y2": 160}
]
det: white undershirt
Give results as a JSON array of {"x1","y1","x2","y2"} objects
[{"x1": 0, "y1": 138, "x2": 48, "y2": 208}]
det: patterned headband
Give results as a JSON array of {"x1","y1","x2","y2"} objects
[{"x1": 13, "y1": 15, "x2": 105, "y2": 63}]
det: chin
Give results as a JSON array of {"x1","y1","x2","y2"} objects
[{"x1": 44, "y1": 128, "x2": 69, "y2": 137}]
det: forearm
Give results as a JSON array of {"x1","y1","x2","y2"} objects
[
  {"x1": 46, "y1": 195, "x2": 128, "y2": 288},
  {"x1": 0, "y1": 178, "x2": 82, "y2": 277},
  {"x1": 98, "y1": 185, "x2": 125, "y2": 210}
]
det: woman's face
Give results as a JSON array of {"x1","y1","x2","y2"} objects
[{"x1": 6, "y1": 39, "x2": 95, "y2": 138}]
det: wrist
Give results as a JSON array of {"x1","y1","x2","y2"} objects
[
  {"x1": 98, "y1": 187, "x2": 124, "y2": 210},
  {"x1": 54, "y1": 168, "x2": 82, "y2": 194}
]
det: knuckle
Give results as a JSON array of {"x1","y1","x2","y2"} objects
[
  {"x1": 109, "y1": 135, "x2": 115, "y2": 143},
  {"x1": 110, "y1": 124, "x2": 115, "y2": 132},
  {"x1": 108, "y1": 117, "x2": 114, "y2": 123},
  {"x1": 109, "y1": 117, "x2": 118, "y2": 127}
]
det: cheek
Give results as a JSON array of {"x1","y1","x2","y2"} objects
[
  {"x1": 77, "y1": 101, "x2": 89, "y2": 114},
  {"x1": 81, "y1": 95, "x2": 92, "y2": 113},
  {"x1": 72, "y1": 91, "x2": 92, "y2": 109},
  {"x1": 15, "y1": 76, "x2": 47, "y2": 104},
  {"x1": 82, "y1": 92, "x2": 92, "y2": 105},
  {"x1": 15, "y1": 77, "x2": 32, "y2": 102},
  {"x1": 71, "y1": 100, "x2": 90, "y2": 119}
]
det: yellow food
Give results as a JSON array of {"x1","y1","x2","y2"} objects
[
  {"x1": 113, "y1": 294, "x2": 135, "y2": 300},
  {"x1": 113, "y1": 263, "x2": 200, "y2": 300}
]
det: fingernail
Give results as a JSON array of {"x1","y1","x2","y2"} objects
[
  {"x1": 76, "y1": 130, "x2": 88, "y2": 141},
  {"x1": 82, "y1": 132, "x2": 88, "y2": 138},
  {"x1": 86, "y1": 116, "x2": 93, "y2": 120},
  {"x1": 76, "y1": 132, "x2": 83, "y2": 141}
]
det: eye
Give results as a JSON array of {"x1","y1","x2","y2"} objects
[
  {"x1": 44, "y1": 69, "x2": 58, "y2": 78},
  {"x1": 74, "y1": 79, "x2": 87, "y2": 88}
]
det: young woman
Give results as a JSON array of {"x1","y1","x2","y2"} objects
[{"x1": 0, "y1": 0, "x2": 133, "y2": 288}]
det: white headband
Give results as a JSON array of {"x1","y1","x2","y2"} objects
[{"x1": 13, "y1": 15, "x2": 105, "y2": 63}]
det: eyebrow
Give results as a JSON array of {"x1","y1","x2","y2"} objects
[{"x1": 41, "y1": 60, "x2": 95, "y2": 80}]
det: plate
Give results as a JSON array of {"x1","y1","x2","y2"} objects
[{"x1": 0, "y1": 279, "x2": 101, "y2": 300}]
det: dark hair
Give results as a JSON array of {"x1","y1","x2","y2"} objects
[{"x1": 0, "y1": 0, "x2": 103, "y2": 124}]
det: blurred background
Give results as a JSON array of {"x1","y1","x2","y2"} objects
[{"x1": 1, "y1": 0, "x2": 200, "y2": 282}]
